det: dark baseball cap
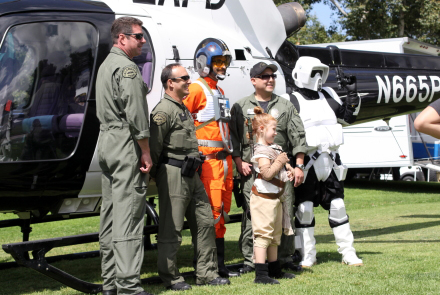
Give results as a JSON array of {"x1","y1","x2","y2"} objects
[{"x1": 250, "y1": 62, "x2": 278, "y2": 78}]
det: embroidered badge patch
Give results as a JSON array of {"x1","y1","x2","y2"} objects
[
  {"x1": 153, "y1": 112, "x2": 167, "y2": 125},
  {"x1": 270, "y1": 108, "x2": 280, "y2": 119},
  {"x1": 122, "y1": 66, "x2": 137, "y2": 79}
]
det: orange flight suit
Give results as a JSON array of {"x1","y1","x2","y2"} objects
[{"x1": 184, "y1": 77, "x2": 233, "y2": 239}]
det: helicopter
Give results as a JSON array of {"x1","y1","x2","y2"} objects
[{"x1": 0, "y1": 0, "x2": 439, "y2": 293}]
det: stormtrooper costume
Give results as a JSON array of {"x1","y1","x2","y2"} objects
[{"x1": 284, "y1": 56, "x2": 363, "y2": 267}]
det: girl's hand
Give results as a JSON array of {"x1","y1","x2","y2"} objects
[{"x1": 286, "y1": 170, "x2": 294, "y2": 181}]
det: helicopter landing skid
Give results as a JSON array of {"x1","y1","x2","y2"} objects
[{"x1": 2, "y1": 212, "x2": 243, "y2": 293}]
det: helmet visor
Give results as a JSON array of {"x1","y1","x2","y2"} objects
[{"x1": 212, "y1": 55, "x2": 231, "y2": 68}]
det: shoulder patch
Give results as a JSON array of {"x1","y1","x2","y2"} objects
[
  {"x1": 152, "y1": 112, "x2": 167, "y2": 126},
  {"x1": 293, "y1": 107, "x2": 299, "y2": 116},
  {"x1": 122, "y1": 65, "x2": 137, "y2": 79}
]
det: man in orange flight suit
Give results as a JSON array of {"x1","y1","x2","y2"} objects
[{"x1": 184, "y1": 38, "x2": 239, "y2": 278}]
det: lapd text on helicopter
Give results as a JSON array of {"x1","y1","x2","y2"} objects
[
  {"x1": 376, "y1": 75, "x2": 440, "y2": 104},
  {"x1": 135, "y1": 0, "x2": 225, "y2": 9}
]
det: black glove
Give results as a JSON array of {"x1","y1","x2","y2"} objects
[{"x1": 344, "y1": 76, "x2": 359, "y2": 107}]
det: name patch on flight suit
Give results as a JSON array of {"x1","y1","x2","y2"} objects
[
  {"x1": 179, "y1": 112, "x2": 187, "y2": 121},
  {"x1": 122, "y1": 65, "x2": 137, "y2": 79},
  {"x1": 153, "y1": 112, "x2": 167, "y2": 125}
]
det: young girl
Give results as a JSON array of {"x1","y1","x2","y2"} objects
[{"x1": 250, "y1": 106, "x2": 296, "y2": 284}]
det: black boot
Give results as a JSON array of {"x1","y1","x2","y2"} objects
[
  {"x1": 254, "y1": 263, "x2": 280, "y2": 284},
  {"x1": 291, "y1": 249, "x2": 302, "y2": 263},
  {"x1": 268, "y1": 260, "x2": 295, "y2": 279},
  {"x1": 239, "y1": 264, "x2": 255, "y2": 274},
  {"x1": 216, "y1": 238, "x2": 240, "y2": 277},
  {"x1": 281, "y1": 261, "x2": 303, "y2": 272}
]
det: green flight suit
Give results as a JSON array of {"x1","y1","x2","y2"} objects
[
  {"x1": 230, "y1": 93, "x2": 307, "y2": 268},
  {"x1": 96, "y1": 47, "x2": 150, "y2": 295},
  {"x1": 149, "y1": 93, "x2": 218, "y2": 287}
]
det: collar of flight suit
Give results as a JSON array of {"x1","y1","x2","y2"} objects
[
  {"x1": 202, "y1": 76, "x2": 219, "y2": 89},
  {"x1": 110, "y1": 46, "x2": 132, "y2": 60},
  {"x1": 163, "y1": 93, "x2": 186, "y2": 107},
  {"x1": 250, "y1": 93, "x2": 279, "y2": 108}
]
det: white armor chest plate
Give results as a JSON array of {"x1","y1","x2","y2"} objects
[
  {"x1": 193, "y1": 80, "x2": 220, "y2": 122},
  {"x1": 293, "y1": 91, "x2": 343, "y2": 152}
]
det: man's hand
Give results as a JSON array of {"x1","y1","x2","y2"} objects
[
  {"x1": 140, "y1": 151, "x2": 152, "y2": 173},
  {"x1": 138, "y1": 138, "x2": 152, "y2": 174},
  {"x1": 234, "y1": 156, "x2": 252, "y2": 176},
  {"x1": 294, "y1": 167, "x2": 304, "y2": 187}
]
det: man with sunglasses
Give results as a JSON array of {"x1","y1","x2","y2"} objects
[
  {"x1": 150, "y1": 63, "x2": 230, "y2": 291},
  {"x1": 286, "y1": 56, "x2": 363, "y2": 268},
  {"x1": 230, "y1": 62, "x2": 307, "y2": 276},
  {"x1": 183, "y1": 39, "x2": 240, "y2": 278},
  {"x1": 96, "y1": 17, "x2": 152, "y2": 295}
]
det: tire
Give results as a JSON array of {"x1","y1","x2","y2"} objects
[{"x1": 401, "y1": 175, "x2": 414, "y2": 181}]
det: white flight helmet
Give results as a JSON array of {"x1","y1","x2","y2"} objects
[{"x1": 292, "y1": 56, "x2": 329, "y2": 91}]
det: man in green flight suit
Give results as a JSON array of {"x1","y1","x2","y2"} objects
[
  {"x1": 230, "y1": 62, "x2": 308, "y2": 274},
  {"x1": 96, "y1": 17, "x2": 153, "y2": 295},
  {"x1": 149, "y1": 63, "x2": 230, "y2": 291}
]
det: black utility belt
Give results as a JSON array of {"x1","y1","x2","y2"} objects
[
  {"x1": 162, "y1": 156, "x2": 204, "y2": 177},
  {"x1": 205, "y1": 150, "x2": 230, "y2": 160}
]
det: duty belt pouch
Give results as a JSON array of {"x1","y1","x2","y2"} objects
[
  {"x1": 333, "y1": 164, "x2": 348, "y2": 181},
  {"x1": 181, "y1": 156, "x2": 203, "y2": 177},
  {"x1": 198, "y1": 153, "x2": 206, "y2": 176}
]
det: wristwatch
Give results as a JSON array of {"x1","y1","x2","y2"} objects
[{"x1": 295, "y1": 164, "x2": 305, "y2": 171}]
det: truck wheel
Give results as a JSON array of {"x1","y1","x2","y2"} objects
[{"x1": 402, "y1": 175, "x2": 414, "y2": 181}]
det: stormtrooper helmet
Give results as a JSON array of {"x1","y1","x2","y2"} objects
[{"x1": 292, "y1": 56, "x2": 329, "y2": 91}]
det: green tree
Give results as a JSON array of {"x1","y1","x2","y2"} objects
[
  {"x1": 274, "y1": 0, "x2": 346, "y2": 45},
  {"x1": 290, "y1": 15, "x2": 346, "y2": 45},
  {"x1": 275, "y1": 0, "x2": 440, "y2": 46}
]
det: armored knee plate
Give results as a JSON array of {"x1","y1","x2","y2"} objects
[
  {"x1": 295, "y1": 201, "x2": 314, "y2": 226},
  {"x1": 328, "y1": 198, "x2": 348, "y2": 228}
]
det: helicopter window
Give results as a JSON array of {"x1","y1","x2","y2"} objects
[
  {"x1": 235, "y1": 49, "x2": 246, "y2": 61},
  {"x1": 132, "y1": 27, "x2": 154, "y2": 92},
  {"x1": 0, "y1": 21, "x2": 97, "y2": 162}
]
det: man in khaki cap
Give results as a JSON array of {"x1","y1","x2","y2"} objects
[{"x1": 96, "y1": 17, "x2": 152, "y2": 295}]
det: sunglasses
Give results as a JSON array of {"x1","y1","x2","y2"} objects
[
  {"x1": 170, "y1": 75, "x2": 190, "y2": 81},
  {"x1": 212, "y1": 58, "x2": 230, "y2": 67},
  {"x1": 255, "y1": 74, "x2": 277, "y2": 80},
  {"x1": 123, "y1": 33, "x2": 144, "y2": 40}
]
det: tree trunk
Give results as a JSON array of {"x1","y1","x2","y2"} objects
[{"x1": 398, "y1": 0, "x2": 405, "y2": 37}]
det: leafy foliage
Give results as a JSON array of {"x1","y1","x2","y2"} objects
[
  {"x1": 341, "y1": 0, "x2": 440, "y2": 45},
  {"x1": 273, "y1": 0, "x2": 440, "y2": 46},
  {"x1": 290, "y1": 14, "x2": 346, "y2": 45},
  {"x1": 274, "y1": 0, "x2": 346, "y2": 44}
]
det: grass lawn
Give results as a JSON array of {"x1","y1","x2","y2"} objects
[{"x1": 1, "y1": 179, "x2": 440, "y2": 294}]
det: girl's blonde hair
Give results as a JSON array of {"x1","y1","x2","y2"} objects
[{"x1": 252, "y1": 106, "x2": 277, "y2": 137}]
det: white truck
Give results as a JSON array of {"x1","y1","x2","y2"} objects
[{"x1": 311, "y1": 38, "x2": 440, "y2": 181}]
